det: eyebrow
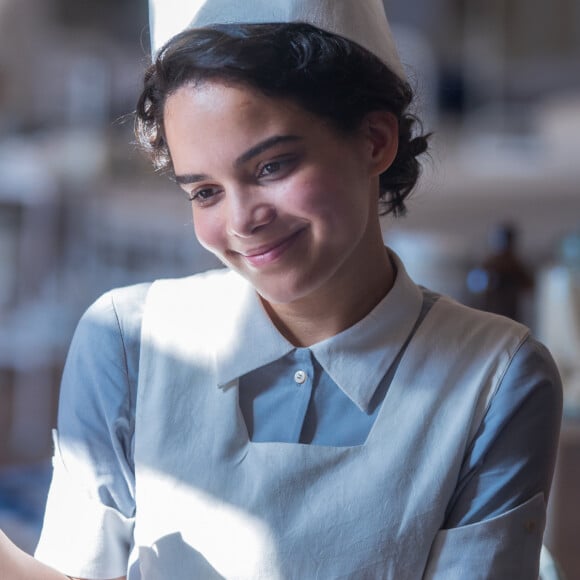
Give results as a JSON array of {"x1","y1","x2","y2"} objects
[{"x1": 174, "y1": 134, "x2": 302, "y2": 185}]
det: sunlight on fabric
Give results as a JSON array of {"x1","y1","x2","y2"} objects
[
  {"x1": 138, "y1": 270, "x2": 257, "y2": 368},
  {"x1": 137, "y1": 468, "x2": 282, "y2": 579}
]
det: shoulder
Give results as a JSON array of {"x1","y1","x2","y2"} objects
[
  {"x1": 435, "y1": 293, "x2": 528, "y2": 335},
  {"x1": 492, "y1": 333, "x2": 562, "y2": 423},
  {"x1": 78, "y1": 268, "x2": 231, "y2": 339},
  {"x1": 80, "y1": 281, "x2": 152, "y2": 342},
  {"x1": 418, "y1": 293, "x2": 560, "y2": 430},
  {"x1": 59, "y1": 282, "x2": 153, "y2": 420},
  {"x1": 430, "y1": 295, "x2": 561, "y2": 400},
  {"x1": 70, "y1": 268, "x2": 233, "y2": 369},
  {"x1": 418, "y1": 292, "x2": 530, "y2": 370},
  {"x1": 507, "y1": 334, "x2": 561, "y2": 381}
]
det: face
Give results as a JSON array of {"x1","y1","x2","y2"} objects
[{"x1": 163, "y1": 81, "x2": 396, "y2": 306}]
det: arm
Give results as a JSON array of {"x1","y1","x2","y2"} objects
[
  {"x1": 1, "y1": 529, "x2": 68, "y2": 580},
  {"x1": 1, "y1": 530, "x2": 126, "y2": 580},
  {"x1": 424, "y1": 336, "x2": 563, "y2": 579},
  {"x1": 34, "y1": 285, "x2": 148, "y2": 578}
]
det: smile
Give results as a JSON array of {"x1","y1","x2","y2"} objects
[{"x1": 238, "y1": 228, "x2": 306, "y2": 267}]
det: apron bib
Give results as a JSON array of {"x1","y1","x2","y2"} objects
[{"x1": 130, "y1": 270, "x2": 528, "y2": 579}]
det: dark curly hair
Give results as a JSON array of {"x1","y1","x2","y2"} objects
[{"x1": 135, "y1": 23, "x2": 430, "y2": 216}]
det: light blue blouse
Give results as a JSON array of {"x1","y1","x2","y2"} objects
[{"x1": 35, "y1": 253, "x2": 562, "y2": 577}]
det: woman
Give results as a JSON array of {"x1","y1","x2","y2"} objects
[{"x1": 0, "y1": 1, "x2": 561, "y2": 578}]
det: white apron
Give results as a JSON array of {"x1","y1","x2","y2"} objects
[{"x1": 129, "y1": 270, "x2": 543, "y2": 579}]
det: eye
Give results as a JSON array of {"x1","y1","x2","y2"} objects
[
  {"x1": 259, "y1": 161, "x2": 282, "y2": 177},
  {"x1": 186, "y1": 186, "x2": 222, "y2": 206},
  {"x1": 256, "y1": 156, "x2": 297, "y2": 180}
]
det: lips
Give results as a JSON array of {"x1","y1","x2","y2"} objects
[{"x1": 237, "y1": 228, "x2": 305, "y2": 267}]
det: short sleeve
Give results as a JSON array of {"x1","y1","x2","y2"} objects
[
  {"x1": 34, "y1": 283, "x2": 149, "y2": 579},
  {"x1": 424, "y1": 336, "x2": 563, "y2": 578},
  {"x1": 423, "y1": 493, "x2": 546, "y2": 579}
]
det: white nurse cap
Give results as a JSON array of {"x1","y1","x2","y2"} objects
[{"x1": 149, "y1": 0, "x2": 406, "y2": 80}]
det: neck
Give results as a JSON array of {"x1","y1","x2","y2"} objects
[{"x1": 261, "y1": 243, "x2": 395, "y2": 347}]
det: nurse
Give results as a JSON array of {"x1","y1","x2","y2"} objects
[{"x1": 1, "y1": 1, "x2": 562, "y2": 578}]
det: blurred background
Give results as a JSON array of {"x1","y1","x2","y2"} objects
[{"x1": 0, "y1": 0, "x2": 578, "y2": 576}]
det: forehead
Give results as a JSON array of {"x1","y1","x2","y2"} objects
[
  {"x1": 163, "y1": 81, "x2": 337, "y2": 171},
  {"x1": 164, "y1": 81, "x2": 307, "y2": 136}
]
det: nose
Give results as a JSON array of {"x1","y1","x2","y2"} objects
[{"x1": 226, "y1": 190, "x2": 276, "y2": 238}]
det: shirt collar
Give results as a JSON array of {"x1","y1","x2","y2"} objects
[
  {"x1": 309, "y1": 251, "x2": 424, "y2": 411},
  {"x1": 214, "y1": 271, "x2": 295, "y2": 389},
  {"x1": 214, "y1": 250, "x2": 424, "y2": 411}
]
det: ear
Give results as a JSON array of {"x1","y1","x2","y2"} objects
[{"x1": 361, "y1": 111, "x2": 399, "y2": 176}]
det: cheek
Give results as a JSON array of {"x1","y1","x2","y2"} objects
[
  {"x1": 284, "y1": 171, "x2": 338, "y2": 212},
  {"x1": 286, "y1": 172, "x2": 362, "y2": 227},
  {"x1": 192, "y1": 210, "x2": 225, "y2": 254}
]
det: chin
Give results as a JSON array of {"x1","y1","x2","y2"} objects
[{"x1": 223, "y1": 254, "x2": 331, "y2": 305}]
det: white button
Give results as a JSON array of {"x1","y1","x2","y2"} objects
[{"x1": 294, "y1": 370, "x2": 307, "y2": 384}]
